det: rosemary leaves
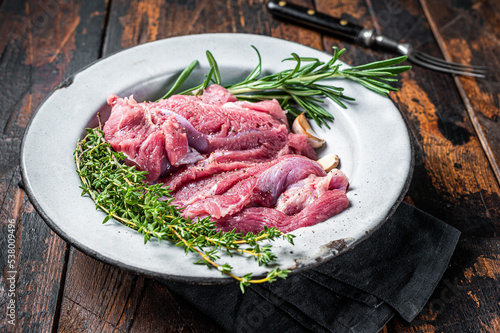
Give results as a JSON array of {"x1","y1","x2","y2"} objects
[
  {"x1": 162, "y1": 46, "x2": 411, "y2": 127},
  {"x1": 75, "y1": 46, "x2": 408, "y2": 291}
]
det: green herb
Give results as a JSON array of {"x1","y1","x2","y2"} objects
[
  {"x1": 75, "y1": 121, "x2": 294, "y2": 292},
  {"x1": 77, "y1": 47, "x2": 408, "y2": 291},
  {"x1": 162, "y1": 46, "x2": 410, "y2": 128}
]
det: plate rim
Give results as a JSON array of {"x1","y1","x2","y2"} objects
[{"x1": 20, "y1": 33, "x2": 414, "y2": 284}]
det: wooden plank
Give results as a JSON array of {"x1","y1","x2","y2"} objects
[
  {"x1": 51, "y1": 0, "x2": 500, "y2": 331},
  {"x1": 0, "y1": 0, "x2": 109, "y2": 331},
  {"x1": 322, "y1": 0, "x2": 500, "y2": 236},
  {"x1": 103, "y1": 0, "x2": 323, "y2": 54},
  {"x1": 315, "y1": 0, "x2": 382, "y2": 66},
  {"x1": 420, "y1": 0, "x2": 500, "y2": 185},
  {"x1": 312, "y1": 0, "x2": 500, "y2": 331},
  {"x1": 2, "y1": 188, "x2": 69, "y2": 333},
  {"x1": 57, "y1": 248, "x2": 224, "y2": 332},
  {"x1": 57, "y1": 1, "x2": 324, "y2": 332},
  {"x1": 2, "y1": 0, "x2": 498, "y2": 332}
]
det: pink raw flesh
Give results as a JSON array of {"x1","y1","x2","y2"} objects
[
  {"x1": 180, "y1": 155, "x2": 326, "y2": 219},
  {"x1": 103, "y1": 85, "x2": 350, "y2": 232},
  {"x1": 215, "y1": 189, "x2": 349, "y2": 234}
]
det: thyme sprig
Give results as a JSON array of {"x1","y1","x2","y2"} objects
[
  {"x1": 75, "y1": 124, "x2": 294, "y2": 292},
  {"x1": 76, "y1": 47, "x2": 408, "y2": 291},
  {"x1": 162, "y1": 46, "x2": 410, "y2": 128}
]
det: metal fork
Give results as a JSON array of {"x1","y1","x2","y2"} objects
[
  {"x1": 267, "y1": 1, "x2": 488, "y2": 78},
  {"x1": 358, "y1": 31, "x2": 488, "y2": 78}
]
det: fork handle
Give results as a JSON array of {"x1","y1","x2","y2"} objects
[{"x1": 267, "y1": 1, "x2": 368, "y2": 44}]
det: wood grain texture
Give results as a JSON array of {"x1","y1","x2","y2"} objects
[
  {"x1": 103, "y1": 0, "x2": 322, "y2": 55},
  {"x1": 363, "y1": 0, "x2": 500, "y2": 237},
  {"x1": 1, "y1": 0, "x2": 499, "y2": 332},
  {"x1": 313, "y1": 0, "x2": 500, "y2": 331},
  {"x1": 420, "y1": 0, "x2": 500, "y2": 185},
  {"x1": 57, "y1": 249, "x2": 223, "y2": 332},
  {"x1": 57, "y1": 1, "x2": 323, "y2": 332},
  {"x1": 315, "y1": 0, "x2": 380, "y2": 66},
  {"x1": 0, "y1": 0, "x2": 109, "y2": 331},
  {"x1": 312, "y1": 0, "x2": 500, "y2": 236},
  {"x1": 364, "y1": 0, "x2": 500, "y2": 331}
]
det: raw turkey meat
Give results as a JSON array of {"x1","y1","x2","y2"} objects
[{"x1": 103, "y1": 85, "x2": 349, "y2": 233}]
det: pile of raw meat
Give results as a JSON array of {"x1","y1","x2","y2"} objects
[{"x1": 103, "y1": 85, "x2": 349, "y2": 233}]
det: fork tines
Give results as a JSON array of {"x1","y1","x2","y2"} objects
[{"x1": 410, "y1": 51, "x2": 488, "y2": 78}]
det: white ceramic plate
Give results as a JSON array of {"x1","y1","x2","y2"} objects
[{"x1": 21, "y1": 33, "x2": 413, "y2": 283}]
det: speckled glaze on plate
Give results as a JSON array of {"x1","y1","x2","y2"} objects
[{"x1": 20, "y1": 33, "x2": 413, "y2": 283}]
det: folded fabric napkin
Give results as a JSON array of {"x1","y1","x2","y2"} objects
[{"x1": 162, "y1": 202, "x2": 460, "y2": 333}]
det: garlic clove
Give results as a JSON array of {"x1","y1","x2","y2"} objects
[
  {"x1": 317, "y1": 154, "x2": 340, "y2": 172},
  {"x1": 292, "y1": 113, "x2": 325, "y2": 148}
]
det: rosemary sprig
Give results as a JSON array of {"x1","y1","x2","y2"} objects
[
  {"x1": 163, "y1": 46, "x2": 410, "y2": 128},
  {"x1": 75, "y1": 124, "x2": 294, "y2": 292},
  {"x1": 76, "y1": 47, "x2": 408, "y2": 291}
]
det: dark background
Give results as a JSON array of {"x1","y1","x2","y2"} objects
[{"x1": 0, "y1": 0, "x2": 499, "y2": 332}]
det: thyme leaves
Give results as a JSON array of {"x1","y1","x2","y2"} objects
[
  {"x1": 76, "y1": 46, "x2": 408, "y2": 291},
  {"x1": 75, "y1": 126, "x2": 293, "y2": 292}
]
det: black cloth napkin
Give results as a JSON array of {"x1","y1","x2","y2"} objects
[{"x1": 162, "y1": 202, "x2": 461, "y2": 333}]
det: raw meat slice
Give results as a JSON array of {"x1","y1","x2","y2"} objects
[
  {"x1": 181, "y1": 156, "x2": 326, "y2": 219},
  {"x1": 154, "y1": 93, "x2": 290, "y2": 154},
  {"x1": 104, "y1": 95, "x2": 172, "y2": 182},
  {"x1": 104, "y1": 85, "x2": 294, "y2": 183},
  {"x1": 172, "y1": 159, "x2": 280, "y2": 206},
  {"x1": 215, "y1": 189, "x2": 349, "y2": 234},
  {"x1": 287, "y1": 133, "x2": 318, "y2": 160},
  {"x1": 104, "y1": 85, "x2": 350, "y2": 233},
  {"x1": 276, "y1": 169, "x2": 349, "y2": 215}
]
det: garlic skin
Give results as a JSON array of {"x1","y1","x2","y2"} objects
[
  {"x1": 292, "y1": 113, "x2": 325, "y2": 148},
  {"x1": 317, "y1": 154, "x2": 340, "y2": 172}
]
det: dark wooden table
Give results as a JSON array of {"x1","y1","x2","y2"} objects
[{"x1": 1, "y1": 0, "x2": 499, "y2": 332}]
